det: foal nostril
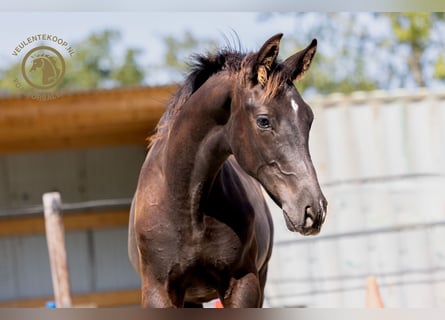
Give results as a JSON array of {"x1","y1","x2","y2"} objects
[
  {"x1": 319, "y1": 198, "x2": 328, "y2": 221},
  {"x1": 304, "y1": 206, "x2": 315, "y2": 228}
]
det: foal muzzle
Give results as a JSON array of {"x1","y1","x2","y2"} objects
[{"x1": 283, "y1": 197, "x2": 327, "y2": 236}]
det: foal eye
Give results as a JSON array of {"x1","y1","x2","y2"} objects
[{"x1": 256, "y1": 115, "x2": 271, "y2": 129}]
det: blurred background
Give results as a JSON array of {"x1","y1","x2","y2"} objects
[{"x1": 0, "y1": 12, "x2": 444, "y2": 307}]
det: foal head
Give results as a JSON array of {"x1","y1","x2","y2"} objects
[{"x1": 227, "y1": 34, "x2": 327, "y2": 235}]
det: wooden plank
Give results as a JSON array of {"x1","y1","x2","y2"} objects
[
  {"x1": 0, "y1": 209, "x2": 129, "y2": 237},
  {"x1": 0, "y1": 288, "x2": 141, "y2": 308},
  {"x1": 0, "y1": 86, "x2": 175, "y2": 154},
  {"x1": 0, "y1": 132, "x2": 147, "y2": 153}
]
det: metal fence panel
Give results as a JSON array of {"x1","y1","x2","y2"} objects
[{"x1": 265, "y1": 90, "x2": 445, "y2": 308}]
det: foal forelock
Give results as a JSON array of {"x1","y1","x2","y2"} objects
[
  {"x1": 260, "y1": 64, "x2": 294, "y2": 102},
  {"x1": 238, "y1": 54, "x2": 293, "y2": 103}
]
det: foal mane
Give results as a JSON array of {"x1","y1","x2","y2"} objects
[
  {"x1": 148, "y1": 41, "x2": 291, "y2": 147},
  {"x1": 148, "y1": 48, "x2": 245, "y2": 147}
]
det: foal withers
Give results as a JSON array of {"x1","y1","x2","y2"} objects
[{"x1": 128, "y1": 33, "x2": 327, "y2": 307}]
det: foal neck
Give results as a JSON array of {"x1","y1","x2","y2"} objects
[{"x1": 163, "y1": 73, "x2": 233, "y2": 217}]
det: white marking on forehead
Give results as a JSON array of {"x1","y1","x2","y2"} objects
[{"x1": 291, "y1": 99, "x2": 299, "y2": 112}]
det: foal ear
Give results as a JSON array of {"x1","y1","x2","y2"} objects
[
  {"x1": 254, "y1": 33, "x2": 283, "y2": 86},
  {"x1": 283, "y1": 38, "x2": 317, "y2": 82}
]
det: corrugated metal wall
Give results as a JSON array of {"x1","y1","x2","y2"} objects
[
  {"x1": 0, "y1": 229, "x2": 140, "y2": 301},
  {"x1": 265, "y1": 89, "x2": 445, "y2": 307},
  {"x1": 0, "y1": 145, "x2": 145, "y2": 209},
  {"x1": 0, "y1": 145, "x2": 145, "y2": 303}
]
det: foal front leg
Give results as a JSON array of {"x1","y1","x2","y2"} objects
[
  {"x1": 223, "y1": 272, "x2": 263, "y2": 308},
  {"x1": 141, "y1": 281, "x2": 172, "y2": 307},
  {"x1": 140, "y1": 273, "x2": 184, "y2": 308},
  {"x1": 139, "y1": 259, "x2": 184, "y2": 307}
]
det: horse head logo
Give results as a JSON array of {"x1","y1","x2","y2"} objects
[
  {"x1": 22, "y1": 46, "x2": 65, "y2": 90},
  {"x1": 29, "y1": 53, "x2": 61, "y2": 85}
]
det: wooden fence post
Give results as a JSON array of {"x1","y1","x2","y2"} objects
[
  {"x1": 43, "y1": 192, "x2": 72, "y2": 308},
  {"x1": 366, "y1": 276, "x2": 384, "y2": 308}
]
